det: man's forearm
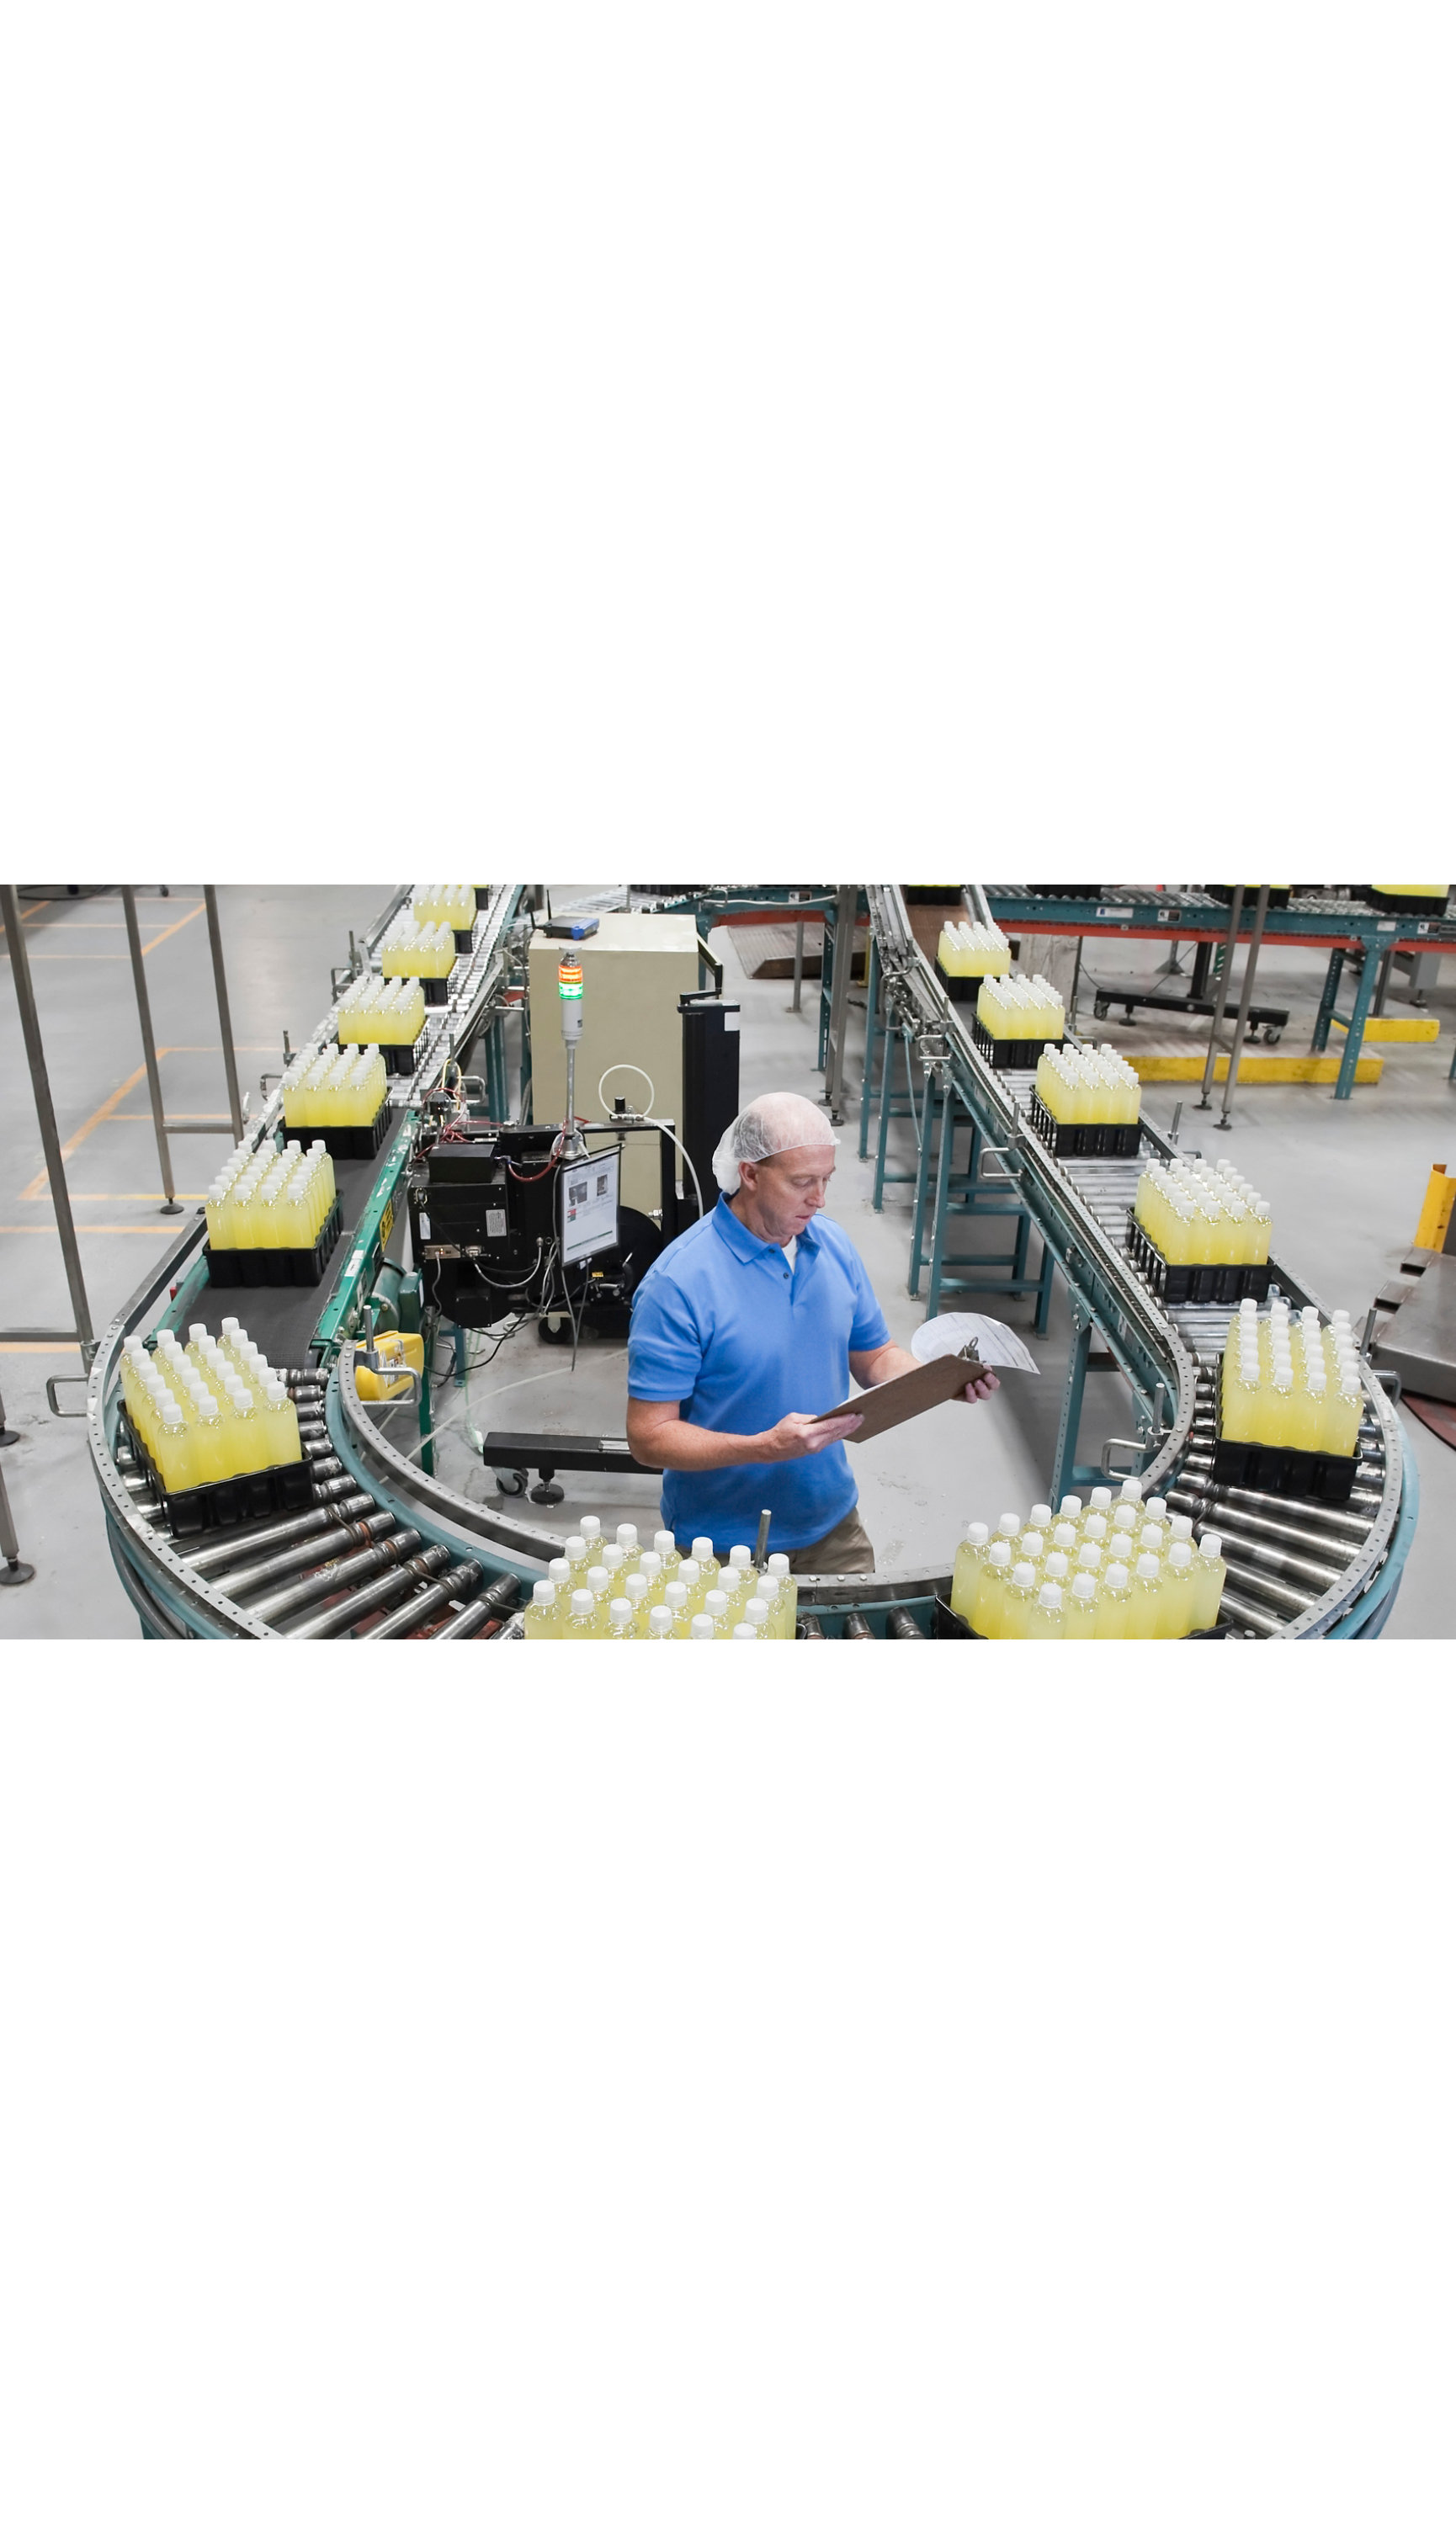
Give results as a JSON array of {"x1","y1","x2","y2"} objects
[
  {"x1": 630, "y1": 1417, "x2": 773, "y2": 1473},
  {"x1": 854, "y1": 1342, "x2": 919, "y2": 1388}
]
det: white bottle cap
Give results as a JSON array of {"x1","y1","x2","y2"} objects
[
  {"x1": 571, "y1": 1590, "x2": 594, "y2": 1618},
  {"x1": 648, "y1": 1607, "x2": 675, "y2": 1636},
  {"x1": 624, "y1": 1575, "x2": 649, "y2": 1604},
  {"x1": 532, "y1": 1581, "x2": 555, "y2": 1607},
  {"x1": 767, "y1": 1554, "x2": 789, "y2": 1578},
  {"x1": 579, "y1": 1517, "x2": 601, "y2": 1541},
  {"x1": 188, "y1": 1324, "x2": 206, "y2": 1343},
  {"x1": 689, "y1": 1615, "x2": 716, "y2": 1639},
  {"x1": 198, "y1": 1396, "x2": 220, "y2": 1421},
  {"x1": 1168, "y1": 1544, "x2": 1193, "y2": 1569},
  {"x1": 608, "y1": 1599, "x2": 633, "y2": 1629},
  {"x1": 1028, "y1": 1504, "x2": 1052, "y2": 1528},
  {"x1": 1059, "y1": 1496, "x2": 1083, "y2": 1519},
  {"x1": 1112, "y1": 1505, "x2": 1138, "y2": 1532},
  {"x1": 637, "y1": 1552, "x2": 663, "y2": 1586},
  {"x1": 655, "y1": 1531, "x2": 677, "y2": 1560},
  {"x1": 1144, "y1": 1497, "x2": 1168, "y2": 1522},
  {"x1": 744, "y1": 1600, "x2": 770, "y2": 1629},
  {"x1": 1168, "y1": 1515, "x2": 1194, "y2": 1542},
  {"x1": 221, "y1": 1317, "x2": 240, "y2": 1335},
  {"x1": 1119, "y1": 1478, "x2": 1144, "y2": 1502},
  {"x1": 1105, "y1": 1566, "x2": 1129, "y2": 1592},
  {"x1": 1045, "y1": 1553, "x2": 1070, "y2": 1582},
  {"x1": 1198, "y1": 1534, "x2": 1223, "y2": 1560},
  {"x1": 564, "y1": 1537, "x2": 587, "y2": 1561},
  {"x1": 692, "y1": 1538, "x2": 715, "y2": 1564},
  {"x1": 1051, "y1": 1523, "x2": 1078, "y2": 1551},
  {"x1": 987, "y1": 1542, "x2": 1012, "y2": 1570},
  {"x1": 1077, "y1": 1544, "x2": 1102, "y2": 1570},
  {"x1": 664, "y1": 1583, "x2": 688, "y2": 1612},
  {"x1": 587, "y1": 1567, "x2": 611, "y2": 1597},
  {"x1": 615, "y1": 1524, "x2": 638, "y2": 1550},
  {"x1": 704, "y1": 1591, "x2": 729, "y2": 1620},
  {"x1": 997, "y1": 1513, "x2": 1021, "y2": 1538},
  {"x1": 728, "y1": 1544, "x2": 752, "y2": 1568},
  {"x1": 1012, "y1": 1561, "x2": 1036, "y2": 1587},
  {"x1": 1038, "y1": 1582, "x2": 1063, "y2": 1611},
  {"x1": 1071, "y1": 1574, "x2": 1097, "y2": 1602},
  {"x1": 1108, "y1": 1535, "x2": 1134, "y2": 1562},
  {"x1": 965, "y1": 1522, "x2": 990, "y2": 1547},
  {"x1": 1083, "y1": 1515, "x2": 1108, "y2": 1542},
  {"x1": 600, "y1": 1546, "x2": 624, "y2": 1573},
  {"x1": 732, "y1": 1623, "x2": 758, "y2": 1640},
  {"x1": 547, "y1": 1558, "x2": 571, "y2": 1587},
  {"x1": 161, "y1": 1401, "x2": 183, "y2": 1427}
]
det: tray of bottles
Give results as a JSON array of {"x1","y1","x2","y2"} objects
[
  {"x1": 206, "y1": 1198, "x2": 343, "y2": 1289},
  {"x1": 971, "y1": 1017, "x2": 1059, "y2": 1071},
  {"x1": 1125, "y1": 1214, "x2": 1273, "y2": 1305},
  {"x1": 119, "y1": 1405, "x2": 317, "y2": 1538},
  {"x1": 1028, "y1": 1092, "x2": 1142, "y2": 1161}
]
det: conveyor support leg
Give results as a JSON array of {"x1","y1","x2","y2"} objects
[
  {"x1": 1050, "y1": 1310, "x2": 1092, "y2": 1510},
  {"x1": 1334, "y1": 939, "x2": 1379, "y2": 1100},
  {"x1": 1310, "y1": 948, "x2": 1345, "y2": 1054}
]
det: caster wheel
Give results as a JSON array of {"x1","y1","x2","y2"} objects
[
  {"x1": 1094, "y1": 1001, "x2": 1108, "y2": 1021},
  {"x1": 1262, "y1": 1028, "x2": 1283, "y2": 1045},
  {"x1": 494, "y1": 1468, "x2": 526, "y2": 1496}
]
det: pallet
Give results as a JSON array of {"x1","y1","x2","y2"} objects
[{"x1": 206, "y1": 1200, "x2": 343, "y2": 1289}]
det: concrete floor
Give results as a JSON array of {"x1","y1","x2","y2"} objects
[{"x1": 2, "y1": 890, "x2": 1451, "y2": 1637}]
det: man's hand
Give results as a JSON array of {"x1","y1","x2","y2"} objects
[
  {"x1": 757, "y1": 1409, "x2": 864, "y2": 1461},
  {"x1": 956, "y1": 1368, "x2": 1000, "y2": 1405}
]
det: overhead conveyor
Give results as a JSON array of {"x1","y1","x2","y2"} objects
[{"x1": 84, "y1": 881, "x2": 1417, "y2": 1640}]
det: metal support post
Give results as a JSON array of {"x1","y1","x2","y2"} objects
[
  {"x1": 1215, "y1": 885, "x2": 1270, "y2": 1129},
  {"x1": 1333, "y1": 933, "x2": 1380, "y2": 1102},
  {"x1": 120, "y1": 886, "x2": 183, "y2": 1213},
  {"x1": 821, "y1": 886, "x2": 858, "y2": 1116},
  {"x1": 1195, "y1": 887, "x2": 1243, "y2": 1108},
  {"x1": 418, "y1": 1345, "x2": 435, "y2": 1478},
  {"x1": 203, "y1": 885, "x2": 246, "y2": 1138},
  {"x1": 1372, "y1": 946, "x2": 1395, "y2": 1018},
  {"x1": 0, "y1": 1449, "x2": 35, "y2": 1585},
  {"x1": 925, "y1": 1079, "x2": 959, "y2": 1320},
  {"x1": 907, "y1": 1070, "x2": 941, "y2": 1299},
  {"x1": 2, "y1": 885, "x2": 96, "y2": 1363},
  {"x1": 0, "y1": 1384, "x2": 17, "y2": 1448},
  {"x1": 858, "y1": 932, "x2": 881, "y2": 1160},
  {"x1": 791, "y1": 890, "x2": 805, "y2": 1014},
  {"x1": 1310, "y1": 947, "x2": 1347, "y2": 1054},
  {"x1": 1033, "y1": 1233, "x2": 1055, "y2": 1336},
  {"x1": 1050, "y1": 1309, "x2": 1093, "y2": 1510}
]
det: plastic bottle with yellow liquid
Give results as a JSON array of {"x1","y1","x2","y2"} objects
[
  {"x1": 1065, "y1": 1573, "x2": 1099, "y2": 1640},
  {"x1": 999, "y1": 1560, "x2": 1039, "y2": 1640},
  {"x1": 524, "y1": 1581, "x2": 561, "y2": 1639}
]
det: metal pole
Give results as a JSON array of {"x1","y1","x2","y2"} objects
[
  {"x1": 1, "y1": 885, "x2": 96, "y2": 1361},
  {"x1": 791, "y1": 891, "x2": 805, "y2": 1013},
  {"x1": 1215, "y1": 885, "x2": 1270, "y2": 1129},
  {"x1": 821, "y1": 885, "x2": 858, "y2": 1119},
  {"x1": 121, "y1": 886, "x2": 183, "y2": 1214},
  {"x1": 0, "y1": 1384, "x2": 18, "y2": 1449},
  {"x1": 1195, "y1": 888, "x2": 1244, "y2": 1109},
  {"x1": 203, "y1": 885, "x2": 246, "y2": 1137},
  {"x1": 1373, "y1": 946, "x2": 1395, "y2": 1018},
  {"x1": 0, "y1": 1451, "x2": 35, "y2": 1585}
]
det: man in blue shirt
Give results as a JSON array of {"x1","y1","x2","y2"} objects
[{"x1": 625, "y1": 1092, "x2": 998, "y2": 1572}]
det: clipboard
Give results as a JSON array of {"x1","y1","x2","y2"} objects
[{"x1": 810, "y1": 1341, "x2": 984, "y2": 1444}]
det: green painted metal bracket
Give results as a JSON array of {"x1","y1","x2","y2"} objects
[{"x1": 310, "y1": 1113, "x2": 417, "y2": 1361}]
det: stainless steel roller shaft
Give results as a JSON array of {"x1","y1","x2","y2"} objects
[
  {"x1": 225, "y1": 1512, "x2": 399, "y2": 1598},
  {"x1": 359, "y1": 1560, "x2": 487, "y2": 1641},
  {"x1": 284, "y1": 1544, "x2": 453, "y2": 1641},
  {"x1": 247, "y1": 1528, "x2": 423, "y2": 1627},
  {"x1": 179, "y1": 1490, "x2": 375, "y2": 1576},
  {"x1": 428, "y1": 1598, "x2": 495, "y2": 1641}
]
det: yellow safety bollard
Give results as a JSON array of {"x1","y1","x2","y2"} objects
[{"x1": 1412, "y1": 1163, "x2": 1456, "y2": 1252}]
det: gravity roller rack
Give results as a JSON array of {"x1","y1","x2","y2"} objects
[{"x1": 85, "y1": 881, "x2": 1416, "y2": 1640}]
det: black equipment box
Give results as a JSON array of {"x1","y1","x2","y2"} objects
[{"x1": 407, "y1": 1122, "x2": 672, "y2": 1333}]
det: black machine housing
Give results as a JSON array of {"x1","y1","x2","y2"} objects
[{"x1": 407, "y1": 1119, "x2": 683, "y2": 1338}]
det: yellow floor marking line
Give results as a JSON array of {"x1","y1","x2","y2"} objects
[
  {"x1": 141, "y1": 901, "x2": 207, "y2": 956},
  {"x1": 12, "y1": 1192, "x2": 208, "y2": 1204},
  {"x1": 0, "y1": 1222, "x2": 190, "y2": 1235},
  {"x1": 19, "y1": 1059, "x2": 157, "y2": 1198},
  {"x1": 0, "y1": 1342, "x2": 82, "y2": 1352}
]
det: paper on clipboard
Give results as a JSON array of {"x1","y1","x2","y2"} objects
[{"x1": 910, "y1": 1312, "x2": 1039, "y2": 1374}]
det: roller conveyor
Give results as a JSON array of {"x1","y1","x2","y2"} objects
[{"x1": 86, "y1": 882, "x2": 1417, "y2": 1641}]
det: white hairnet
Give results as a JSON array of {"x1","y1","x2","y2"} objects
[{"x1": 711, "y1": 1092, "x2": 842, "y2": 1194}]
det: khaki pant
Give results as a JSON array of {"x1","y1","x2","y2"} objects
[{"x1": 785, "y1": 1504, "x2": 876, "y2": 1576}]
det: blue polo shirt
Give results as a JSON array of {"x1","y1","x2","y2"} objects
[{"x1": 627, "y1": 1194, "x2": 890, "y2": 1554}]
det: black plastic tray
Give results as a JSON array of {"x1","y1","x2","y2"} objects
[
  {"x1": 1028, "y1": 1093, "x2": 1141, "y2": 1161},
  {"x1": 384, "y1": 1039, "x2": 420, "y2": 1076},
  {"x1": 1125, "y1": 1214, "x2": 1273, "y2": 1307},
  {"x1": 451, "y1": 922, "x2": 476, "y2": 955},
  {"x1": 971, "y1": 1018, "x2": 1060, "y2": 1071},
  {"x1": 422, "y1": 975, "x2": 450, "y2": 1007},
  {"x1": 315, "y1": 1108, "x2": 393, "y2": 1161},
  {"x1": 1208, "y1": 1434, "x2": 1358, "y2": 1504}
]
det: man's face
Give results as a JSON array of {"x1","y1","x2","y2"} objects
[{"x1": 739, "y1": 1146, "x2": 836, "y2": 1241}]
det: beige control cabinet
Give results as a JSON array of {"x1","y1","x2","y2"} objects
[{"x1": 527, "y1": 914, "x2": 703, "y2": 1218}]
